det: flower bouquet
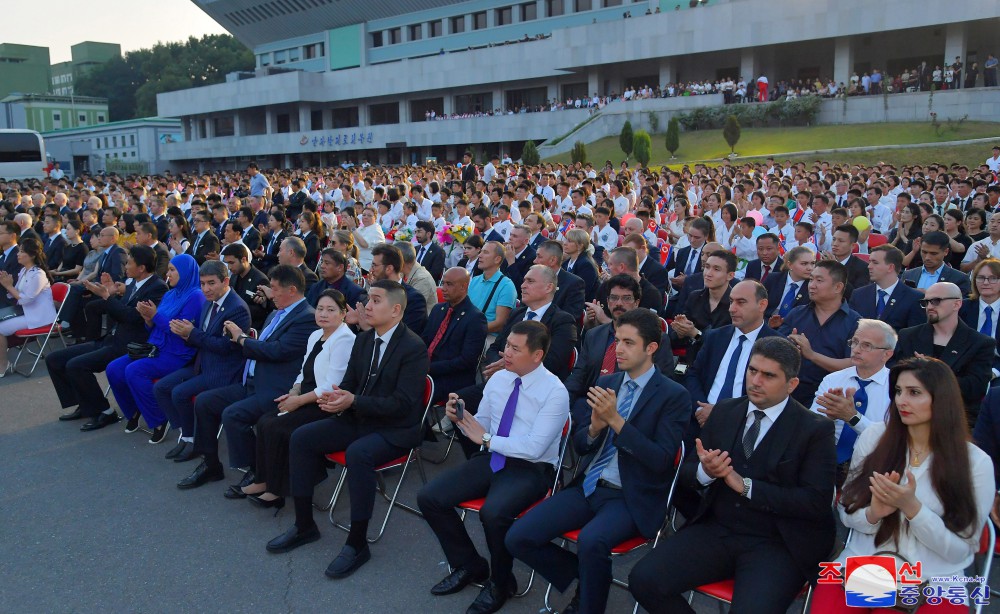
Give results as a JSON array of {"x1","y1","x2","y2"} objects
[
  {"x1": 394, "y1": 226, "x2": 413, "y2": 243},
  {"x1": 447, "y1": 223, "x2": 474, "y2": 245},
  {"x1": 437, "y1": 224, "x2": 454, "y2": 246}
]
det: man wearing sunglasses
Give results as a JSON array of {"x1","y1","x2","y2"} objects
[{"x1": 893, "y1": 282, "x2": 995, "y2": 427}]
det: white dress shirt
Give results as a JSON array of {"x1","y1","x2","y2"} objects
[
  {"x1": 874, "y1": 280, "x2": 898, "y2": 312},
  {"x1": 293, "y1": 324, "x2": 357, "y2": 395},
  {"x1": 809, "y1": 365, "x2": 890, "y2": 442},
  {"x1": 523, "y1": 301, "x2": 551, "y2": 323},
  {"x1": 706, "y1": 323, "x2": 765, "y2": 404},
  {"x1": 371, "y1": 322, "x2": 400, "y2": 370},
  {"x1": 964, "y1": 236, "x2": 1000, "y2": 263},
  {"x1": 977, "y1": 297, "x2": 1000, "y2": 336},
  {"x1": 474, "y1": 365, "x2": 570, "y2": 467}
]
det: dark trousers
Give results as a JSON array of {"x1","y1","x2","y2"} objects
[
  {"x1": 417, "y1": 454, "x2": 554, "y2": 588},
  {"x1": 45, "y1": 341, "x2": 121, "y2": 416},
  {"x1": 82, "y1": 297, "x2": 109, "y2": 342},
  {"x1": 153, "y1": 367, "x2": 219, "y2": 438},
  {"x1": 288, "y1": 416, "x2": 409, "y2": 523},
  {"x1": 192, "y1": 381, "x2": 274, "y2": 469},
  {"x1": 255, "y1": 403, "x2": 327, "y2": 497},
  {"x1": 628, "y1": 521, "x2": 805, "y2": 614},
  {"x1": 505, "y1": 486, "x2": 639, "y2": 614}
]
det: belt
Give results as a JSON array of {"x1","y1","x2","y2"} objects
[{"x1": 597, "y1": 479, "x2": 622, "y2": 490}]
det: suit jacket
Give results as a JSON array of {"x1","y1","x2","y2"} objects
[
  {"x1": 684, "y1": 325, "x2": 782, "y2": 409},
  {"x1": 843, "y1": 255, "x2": 872, "y2": 290},
  {"x1": 502, "y1": 245, "x2": 536, "y2": 298},
  {"x1": 564, "y1": 254, "x2": 599, "y2": 302},
  {"x1": 554, "y1": 268, "x2": 586, "y2": 320},
  {"x1": 340, "y1": 323, "x2": 430, "y2": 449},
  {"x1": 744, "y1": 257, "x2": 783, "y2": 282},
  {"x1": 185, "y1": 289, "x2": 251, "y2": 384},
  {"x1": 489, "y1": 304, "x2": 579, "y2": 380},
  {"x1": 100, "y1": 276, "x2": 169, "y2": 353},
  {"x1": 893, "y1": 319, "x2": 995, "y2": 424},
  {"x1": 301, "y1": 232, "x2": 321, "y2": 270},
  {"x1": 240, "y1": 299, "x2": 318, "y2": 401},
  {"x1": 529, "y1": 233, "x2": 546, "y2": 250},
  {"x1": 900, "y1": 264, "x2": 971, "y2": 298},
  {"x1": 231, "y1": 265, "x2": 271, "y2": 331},
  {"x1": 151, "y1": 241, "x2": 170, "y2": 279},
  {"x1": 565, "y1": 322, "x2": 676, "y2": 402},
  {"x1": 572, "y1": 370, "x2": 691, "y2": 538},
  {"x1": 680, "y1": 396, "x2": 836, "y2": 576},
  {"x1": 416, "y1": 242, "x2": 446, "y2": 284},
  {"x1": 241, "y1": 226, "x2": 262, "y2": 253},
  {"x1": 187, "y1": 230, "x2": 221, "y2": 265},
  {"x1": 96, "y1": 244, "x2": 127, "y2": 282},
  {"x1": 306, "y1": 276, "x2": 367, "y2": 309},
  {"x1": 640, "y1": 256, "x2": 670, "y2": 293},
  {"x1": 763, "y1": 272, "x2": 810, "y2": 318},
  {"x1": 667, "y1": 244, "x2": 702, "y2": 276},
  {"x1": 849, "y1": 282, "x2": 924, "y2": 331},
  {"x1": 297, "y1": 263, "x2": 319, "y2": 293},
  {"x1": 961, "y1": 299, "x2": 1000, "y2": 375},
  {"x1": 972, "y1": 387, "x2": 1000, "y2": 490},
  {"x1": 0, "y1": 246, "x2": 23, "y2": 307},
  {"x1": 402, "y1": 282, "x2": 428, "y2": 335},
  {"x1": 43, "y1": 233, "x2": 66, "y2": 270},
  {"x1": 421, "y1": 296, "x2": 488, "y2": 399},
  {"x1": 257, "y1": 230, "x2": 286, "y2": 271},
  {"x1": 150, "y1": 215, "x2": 169, "y2": 243},
  {"x1": 19, "y1": 228, "x2": 41, "y2": 246}
]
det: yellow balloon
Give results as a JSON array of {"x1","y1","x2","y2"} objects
[{"x1": 852, "y1": 216, "x2": 871, "y2": 231}]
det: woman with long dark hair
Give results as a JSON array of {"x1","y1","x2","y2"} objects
[
  {"x1": 0, "y1": 238, "x2": 55, "y2": 376},
  {"x1": 810, "y1": 357, "x2": 994, "y2": 613}
]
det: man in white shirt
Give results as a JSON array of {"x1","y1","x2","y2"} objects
[
  {"x1": 962, "y1": 213, "x2": 1000, "y2": 272},
  {"x1": 986, "y1": 146, "x2": 1000, "y2": 174},
  {"x1": 591, "y1": 206, "x2": 619, "y2": 254},
  {"x1": 811, "y1": 319, "x2": 895, "y2": 486},
  {"x1": 419, "y1": 321, "x2": 569, "y2": 613},
  {"x1": 411, "y1": 185, "x2": 433, "y2": 221},
  {"x1": 483, "y1": 155, "x2": 499, "y2": 184}
]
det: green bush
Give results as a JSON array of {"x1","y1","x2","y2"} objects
[
  {"x1": 633, "y1": 130, "x2": 652, "y2": 166},
  {"x1": 521, "y1": 140, "x2": 540, "y2": 165},
  {"x1": 676, "y1": 96, "x2": 822, "y2": 131},
  {"x1": 619, "y1": 120, "x2": 634, "y2": 160},
  {"x1": 723, "y1": 115, "x2": 741, "y2": 154},
  {"x1": 571, "y1": 141, "x2": 588, "y2": 164}
]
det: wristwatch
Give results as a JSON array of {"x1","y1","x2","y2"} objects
[
  {"x1": 848, "y1": 413, "x2": 862, "y2": 427},
  {"x1": 741, "y1": 477, "x2": 751, "y2": 498},
  {"x1": 238, "y1": 333, "x2": 249, "y2": 343},
  {"x1": 481, "y1": 433, "x2": 492, "y2": 451}
]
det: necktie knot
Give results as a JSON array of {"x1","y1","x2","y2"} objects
[
  {"x1": 751, "y1": 409, "x2": 765, "y2": 423},
  {"x1": 987, "y1": 306, "x2": 994, "y2": 316},
  {"x1": 877, "y1": 289, "x2": 887, "y2": 300},
  {"x1": 854, "y1": 376, "x2": 872, "y2": 390},
  {"x1": 513, "y1": 377, "x2": 522, "y2": 389},
  {"x1": 526, "y1": 311, "x2": 537, "y2": 321}
]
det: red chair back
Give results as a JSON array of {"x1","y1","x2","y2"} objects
[
  {"x1": 436, "y1": 287, "x2": 444, "y2": 303},
  {"x1": 868, "y1": 234, "x2": 888, "y2": 248},
  {"x1": 248, "y1": 328, "x2": 259, "y2": 339},
  {"x1": 568, "y1": 347, "x2": 578, "y2": 371},
  {"x1": 51, "y1": 282, "x2": 70, "y2": 304},
  {"x1": 855, "y1": 253, "x2": 870, "y2": 262}
]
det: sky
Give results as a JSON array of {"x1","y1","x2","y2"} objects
[{"x1": 4, "y1": 0, "x2": 231, "y2": 63}]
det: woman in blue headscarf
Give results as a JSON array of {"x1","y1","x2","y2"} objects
[{"x1": 107, "y1": 254, "x2": 205, "y2": 444}]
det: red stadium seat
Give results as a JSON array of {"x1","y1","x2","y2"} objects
[
  {"x1": 436, "y1": 287, "x2": 444, "y2": 303},
  {"x1": 868, "y1": 233, "x2": 888, "y2": 248}
]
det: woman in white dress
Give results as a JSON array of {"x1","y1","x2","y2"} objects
[{"x1": 0, "y1": 238, "x2": 56, "y2": 376}]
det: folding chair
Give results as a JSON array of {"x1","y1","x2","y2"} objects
[
  {"x1": 455, "y1": 418, "x2": 572, "y2": 598},
  {"x1": 543, "y1": 442, "x2": 685, "y2": 614},
  {"x1": 324, "y1": 375, "x2": 434, "y2": 543},
  {"x1": 974, "y1": 520, "x2": 995, "y2": 612},
  {"x1": 10, "y1": 282, "x2": 70, "y2": 376}
]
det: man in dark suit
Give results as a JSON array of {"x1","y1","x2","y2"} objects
[
  {"x1": 900, "y1": 230, "x2": 971, "y2": 296},
  {"x1": 307, "y1": 248, "x2": 367, "y2": 308},
  {"x1": 629, "y1": 336, "x2": 837, "y2": 613},
  {"x1": 534, "y1": 240, "x2": 585, "y2": 320},
  {"x1": 14, "y1": 213, "x2": 41, "y2": 245},
  {"x1": 666, "y1": 217, "x2": 710, "y2": 291},
  {"x1": 670, "y1": 250, "x2": 735, "y2": 364},
  {"x1": 154, "y1": 260, "x2": 252, "y2": 463},
  {"x1": 0, "y1": 221, "x2": 22, "y2": 308},
  {"x1": 177, "y1": 265, "x2": 317, "y2": 490},
  {"x1": 762, "y1": 247, "x2": 810, "y2": 319},
  {"x1": 594, "y1": 247, "x2": 663, "y2": 315},
  {"x1": 222, "y1": 243, "x2": 271, "y2": 331},
  {"x1": 135, "y1": 222, "x2": 170, "y2": 279},
  {"x1": 148, "y1": 198, "x2": 170, "y2": 242},
  {"x1": 893, "y1": 282, "x2": 995, "y2": 427},
  {"x1": 501, "y1": 225, "x2": 536, "y2": 299},
  {"x1": 461, "y1": 151, "x2": 478, "y2": 188},
  {"x1": 187, "y1": 210, "x2": 222, "y2": 265},
  {"x1": 48, "y1": 246, "x2": 168, "y2": 429},
  {"x1": 267, "y1": 280, "x2": 429, "y2": 579},
  {"x1": 849, "y1": 245, "x2": 924, "y2": 331},
  {"x1": 414, "y1": 221, "x2": 446, "y2": 284},
  {"x1": 422, "y1": 267, "x2": 488, "y2": 404},
  {"x1": 507, "y1": 309, "x2": 689, "y2": 614},
  {"x1": 41, "y1": 214, "x2": 66, "y2": 270},
  {"x1": 286, "y1": 179, "x2": 310, "y2": 220},
  {"x1": 825, "y1": 224, "x2": 871, "y2": 291},
  {"x1": 255, "y1": 226, "x2": 286, "y2": 272},
  {"x1": 622, "y1": 233, "x2": 669, "y2": 294},
  {"x1": 743, "y1": 233, "x2": 782, "y2": 283},
  {"x1": 68, "y1": 227, "x2": 127, "y2": 341},
  {"x1": 237, "y1": 207, "x2": 261, "y2": 253},
  {"x1": 367, "y1": 243, "x2": 427, "y2": 335}
]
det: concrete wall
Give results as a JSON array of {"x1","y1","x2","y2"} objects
[{"x1": 817, "y1": 87, "x2": 1000, "y2": 125}]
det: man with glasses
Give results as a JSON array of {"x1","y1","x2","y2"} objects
[
  {"x1": 894, "y1": 282, "x2": 995, "y2": 427},
  {"x1": 811, "y1": 319, "x2": 896, "y2": 487},
  {"x1": 960, "y1": 258, "x2": 1000, "y2": 382}
]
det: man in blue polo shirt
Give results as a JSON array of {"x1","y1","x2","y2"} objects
[
  {"x1": 468, "y1": 241, "x2": 517, "y2": 335},
  {"x1": 779, "y1": 260, "x2": 861, "y2": 407},
  {"x1": 248, "y1": 163, "x2": 272, "y2": 200}
]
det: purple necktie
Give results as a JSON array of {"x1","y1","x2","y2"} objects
[{"x1": 490, "y1": 377, "x2": 522, "y2": 472}]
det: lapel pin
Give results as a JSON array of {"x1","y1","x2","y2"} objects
[{"x1": 890, "y1": 299, "x2": 896, "y2": 305}]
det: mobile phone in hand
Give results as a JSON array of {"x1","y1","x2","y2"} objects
[{"x1": 455, "y1": 399, "x2": 465, "y2": 421}]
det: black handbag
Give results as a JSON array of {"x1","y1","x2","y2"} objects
[
  {"x1": 870, "y1": 550, "x2": 928, "y2": 613},
  {"x1": 126, "y1": 342, "x2": 158, "y2": 361},
  {"x1": 0, "y1": 305, "x2": 24, "y2": 322}
]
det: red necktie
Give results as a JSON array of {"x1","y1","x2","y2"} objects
[
  {"x1": 427, "y1": 307, "x2": 454, "y2": 357},
  {"x1": 600, "y1": 340, "x2": 618, "y2": 375},
  {"x1": 761, "y1": 264, "x2": 771, "y2": 281}
]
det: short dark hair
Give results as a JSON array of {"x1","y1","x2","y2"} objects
[
  {"x1": 605, "y1": 273, "x2": 641, "y2": 303},
  {"x1": 756, "y1": 233, "x2": 779, "y2": 246},
  {"x1": 199, "y1": 260, "x2": 229, "y2": 282},
  {"x1": 415, "y1": 220, "x2": 435, "y2": 234},
  {"x1": 471, "y1": 206, "x2": 491, "y2": 221},
  {"x1": 750, "y1": 336, "x2": 801, "y2": 381},
  {"x1": 128, "y1": 245, "x2": 157, "y2": 275},
  {"x1": 371, "y1": 243, "x2": 403, "y2": 273},
  {"x1": 269, "y1": 264, "x2": 306, "y2": 294},
  {"x1": 221, "y1": 243, "x2": 250, "y2": 261},
  {"x1": 318, "y1": 288, "x2": 348, "y2": 312},
  {"x1": 321, "y1": 247, "x2": 347, "y2": 267},
  {"x1": 371, "y1": 278, "x2": 407, "y2": 311},
  {"x1": 137, "y1": 222, "x2": 157, "y2": 239},
  {"x1": 835, "y1": 223, "x2": 859, "y2": 243},
  {"x1": 872, "y1": 244, "x2": 904, "y2": 272},
  {"x1": 815, "y1": 259, "x2": 848, "y2": 287},
  {"x1": 707, "y1": 249, "x2": 737, "y2": 273},
  {"x1": 510, "y1": 320, "x2": 550, "y2": 356},
  {"x1": 921, "y1": 230, "x2": 951, "y2": 251},
  {"x1": 616, "y1": 308, "x2": 661, "y2": 347},
  {"x1": 283, "y1": 236, "x2": 307, "y2": 259}
]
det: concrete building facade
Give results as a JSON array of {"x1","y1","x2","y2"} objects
[{"x1": 42, "y1": 117, "x2": 183, "y2": 177}]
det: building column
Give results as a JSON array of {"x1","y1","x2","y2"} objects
[
  {"x1": 233, "y1": 112, "x2": 243, "y2": 137},
  {"x1": 299, "y1": 103, "x2": 312, "y2": 132},
  {"x1": 658, "y1": 57, "x2": 675, "y2": 86},
  {"x1": 204, "y1": 116, "x2": 215, "y2": 139},
  {"x1": 442, "y1": 95, "x2": 454, "y2": 117},
  {"x1": 399, "y1": 100, "x2": 410, "y2": 124},
  {"x1": 358, "y1": 104, "x2": 368, "y2": 127},
  {"x1": 943, "y1": 23, "x2": 967, "y2": 78},
  {"x1": 184, "y1": 117, "x2": 194, "y2": 141},
  {"x1": 833, "y1": 37, "x2": 854, "y2": 87},
  {"x1": 547, "y1": 82, "x2": 558, "y2": 103},
  {"x1": 265, "y1": 108, "x2": 276, "y2": 134},
  {"x1": 588, "y1": 69, "x2": 601, "y2": 96},
  {"x1": 740, "y1": 48, "x2": 757, "y2": 82},
  {"x1": 492, "y1": 87, "x2": 503, "y2": 112}
]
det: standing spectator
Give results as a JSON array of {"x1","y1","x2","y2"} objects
[
  {"x1": 951, "y1": 56, "x2": 963, "y2": 88},
  {"x1": 984, "y1": 53, "x2": 998, "y2": 88}
]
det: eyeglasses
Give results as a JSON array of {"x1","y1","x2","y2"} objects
[
  {"x1": 847, "y1": 338, "x2": 891, "y2": 352},
  {"x1": 975, "y1": 275, "x2": 1000, "y2": 285},
  {"x1": 608, "y1": 294, "x2": 636, "y2": 304},
  {"x1": 918, "y1": 297, "x2": 962, "y2": 308}
]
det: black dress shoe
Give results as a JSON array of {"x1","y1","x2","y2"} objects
[
  {"x1": 176, "y1": 461, "x2": 225, "y2": 490},
  {"x1": 80, "y1": 412, "x2": 121, "y2": 432},
  {"x1": 466, "y1": 580, "x2": 517, "y2": 614},
  {"x1": 248, "y1": 494, "x2": 285, "y2": 510},
  {"x1": 224, "y1": 471, "x2": 256, "y2": 499},
  {"x1": 59, "y1": 409, "x2": 85, "y2": 421},
  {"x1": 123, "y1": 414, "x2": 142, "y2": 433},
  {"x1": 324, "y1": 544, "x2": 371, "y2": 579},
  {"x1": 430, "y1": 563, "x2": 490, "y2": 596},
  {"x1": 148, "y1": 424, "x2": 169, "y2": 444},
  {"x1": 562, "y1": 586, "x2": 581, "y2": 614},
  {"x1": 266, "y1": 524, "x2": 321, "y2": 553},
  {"x1": 165, "y1": 441, "x2": 187, "y2": 460},
  {"x1": 173, "y1": 446, "x2": 200, "y2": 463}
]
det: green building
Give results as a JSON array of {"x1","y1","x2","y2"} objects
[
  {"x1": 51, "y1": 41, "x2": 121, "y2": 96},
  {"x1": 0, "y1": 43, "x2": 51, "y2": 99},
  {"x1": 0, "y1": 93, "x2": 108, "y2": 132}
]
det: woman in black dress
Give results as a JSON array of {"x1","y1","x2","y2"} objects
[
  {"x1": 50, "y1": 220, "x2": 88, "y2": 281},
  {"x1": 241, "y1": 289, "x2": 356, "y2": 508}
]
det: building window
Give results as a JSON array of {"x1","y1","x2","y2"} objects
[
  {"x1": 429, "y1": 20, "x2": 442, "y2": 37},
  {"x1": 53, "y1": 113, "x2": 61, "y2": 121},
  {"x1": 310, "y1": 109, "x2": 324, "y2": 131},
  {"x1": 521, "y1": 3, "x2": 537, "y2": 20},
  {"x1": 409, "y1": 24, "x2": 422, "y2": 41},
  {"x1": 603, "y1": 0, "x2": 622, "y2": 5},
  {"x1": 98, "y1": 115, "x2": 105, "y2": 123},
  {"x1": 547, "y1": 0, "x2": 564, "y2": 16},
  {"x1": 274, "y1": 49, "x2": 288, "y2": 65},
  {"x1": 388, "y1": 28, "x2": 402, "y2": 44},
  {"x1": 371, "y1": 32, "x2": 383, "y2": 47},
  {"x1": 332, "y1": 107, "x2": 359, "y2": 128},
  {"x1": 276, "y1": 114, "x2": 291, "y2": 133},
  {"x1": 368, "y1": 102, "x2": 400, "y2": 126},
  {"x1": 304, "y1": 42, "x2": 324, "y2": 59},
  {"x1": 103, "y1": 137, "x2": 109, "y2": 148},
  {"x1": 495, "y1": 7, "x2": 512, "y2": 26},
  {"x1": 131, "y1": 151, "x2": 136, "y2": 157},
  {"x1": 78, "y1": 114, "x2": 86, "y2": 124},
  {"x1": 450, "y1": 15, "x2": 465, "y2": 33},
  {"x1": 214, "y1": 116, "x2": 235, "y2": 137},
  {"x1": 473, "y1": 11, "x2": 487, "y2": 29},
  {"x1": 575, "y1": 0, "x2": 592, "y2": 11},
  {"x1": 289, "y1": 47, "x2": 301, "y2": 62},
  {"x1": 130, "y1": 135, "x2": 135, "y2": 146},
  {"x1": 113, "y1": 136, "x2": 118, "y2": 147},
  {"x1": 260, "y1": 53, "x2": 271, "y2": 67}
]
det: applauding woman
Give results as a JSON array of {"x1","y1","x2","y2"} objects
[
  {"x1": 811, "y1": 357, "x2": 994, "y2": 613},
  {"x1": 239, "y1": 289, "x2": 356, "y2": 508},
  {"x1": 0, "y1": 238, "x2": 56, "y2": 376},
  {"x1": 106, "y1": 254, "x2": 205, "y2": 444}
]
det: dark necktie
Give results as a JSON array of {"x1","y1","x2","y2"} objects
[
  {"x1": 526, "y1": 310, "x2": 537, "y2": 321},
  {"x1": 876, "y1": 290, "x2": 888, "y2": 318},
  {"x1": 982, "y1": 305, "x2": 994, "y2": 336},
  {"x1": 490, "y1": 377, "x2": 522, "y2": 472},
  {"x1": 719, "y1": 334, "x2": 748, "y2": 401},
  {"x1": 779, "y1": 283, "x2": 798, "y2": 318},
  {"x1": 836, "y1": 378, "x2": 872, "y2": 463},
  {"x1": 362, "y1": 337, "x2": 385, "y2": 395},
  {"x1": 417, "y1": 245, "x2": 426, "y2": 263},
  {"x1": 761, "y1": 264, "x2": 771, "y2": 282},
  {"x1": 204, "y1": 302, "x2": 219, "y2": 331},
  {"x1": 742, "y1": 410, "x2": 766, "y2": 458},
  {"x1": 426, "y1": 307, "x2": 453, "y2": 357},
  {"x1": 192, "y1": 232, "x2": 202, "y2": 254},
  {"x1": 685, "y1": 250, "x2": 698, "y2": 276}
]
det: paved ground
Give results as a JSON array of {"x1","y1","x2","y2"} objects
[{"x1": 1, "y1": 361, "x2": 995, "y2": 614}]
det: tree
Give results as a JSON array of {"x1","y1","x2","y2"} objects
[
  {"x1": 665, "y1": 116, "x2": 680, "y2": 159},
  {"x1": 571, "y1": 141, "x2": 587, "y2": 165},
  {"x1": 619, "y1": 120, "x2": 634, "y2": 161},
  {"x1": 633, "y1": 130, "x2": 651, "y2": 167},
  {"x1": 521, "y1": 140, "x2": 540, "y2": 165},
  {"x1": 723, "y1": 114, "x2": 741, "y2": 155}
]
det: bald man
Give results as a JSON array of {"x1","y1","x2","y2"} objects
[{"x1": 421, "y1": 267, "x2": 489, "y2": 403}]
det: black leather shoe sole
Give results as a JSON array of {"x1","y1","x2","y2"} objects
[
  {"x1": 80, "y1": 413, "x2": 121, "y2": 432},
  {"x1": 431, "y1": 567, "x2": 490, "y2": 596}
]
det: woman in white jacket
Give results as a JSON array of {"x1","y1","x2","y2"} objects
[
  {"x1": 811, "y1": 357, "x2": 994, "y2": 613},
  {"x1": 0, "y1": 238, "x2": 55, "y2": 376},
  {"x1": 239, "y1": 289, "x2": 356, "y2": 508}
]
